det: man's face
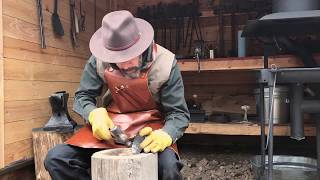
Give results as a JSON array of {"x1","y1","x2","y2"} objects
[{"x1": 116, "y1": 56, "x2": 142, "y2": 79}]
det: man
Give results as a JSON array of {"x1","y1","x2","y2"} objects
[{"x1": 44, "y1": 10, "x2": 190, "y2": 180}]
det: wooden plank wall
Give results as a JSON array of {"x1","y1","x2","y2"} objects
[
  {"x1": 0, "y1": 0, "x2": 5, "y2": 169},
  {"x1": 2, "y1": 0, "x2": 115, "y2": 167}
]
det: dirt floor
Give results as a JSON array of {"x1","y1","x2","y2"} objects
[
  {"x1": 179, "y1": 145, "x2": 255, "y2": 180},
  {"x1": 178, "y1": 135, "x2": 317, "y2": 180}
]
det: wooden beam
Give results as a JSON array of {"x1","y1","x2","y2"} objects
[
  {"x1": 182, "y1": 71, "x2": 256, "y2": 85},
  {"x1": 4, "y1": 139, "x2": 33, "y2": 166},
  {"x1": 4, "y1": 37, "x2": 88, "y2": 68},
  {"x1": 5, "y1": 99, "x2": 77, "y2": 123},
  {"x1": 185, "y1": 123, "x2": 316, "y2": 136},
  {"x1": 0, "y1": 59, "x2": 3, "y2": 169},
  {"x1": 4, "y1": 80, "x2": 79, "y2": 101},
  {"x1": 0, "y1": 0, "x2": 5, "y2": 169},
  {"x1": 5, "y1": 118, "x2": 47, "y2": 145},
  {"x1": 177, "y1": 54, "x2": 320, "y2": 72},
  {"x1": 4, "y1": 58, "x2": 83, "y2": 82}
]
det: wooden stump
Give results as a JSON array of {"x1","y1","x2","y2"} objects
[
  {"x1": 32, "y1": 128, "x2": 73, "y2": 180},
  {"x1": 91, "y1": 148, "x2": 158, "y2": 180}
]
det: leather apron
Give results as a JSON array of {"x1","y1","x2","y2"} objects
[{"x1": 66, "y1": 64, "x2": 178, "y2": 153}]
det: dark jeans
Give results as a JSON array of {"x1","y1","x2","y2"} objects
[{"x1": 44, "y1": 144, "x2": 183, "y2": 180}]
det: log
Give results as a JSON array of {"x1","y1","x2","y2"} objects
[
  {"x1": 32, "y1": 128, "x2": 73, "y2": 180},
  {"x1": 91, "y1": 148, "x2": 158, "y2": 180}
]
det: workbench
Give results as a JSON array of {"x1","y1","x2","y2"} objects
[{"x1": 178, "y1": 54, "x2": 320, "y2": 137}]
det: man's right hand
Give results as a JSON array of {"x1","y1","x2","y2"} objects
[{"x1": 89, "y1": 108, "x2": 114, "y2": 141}]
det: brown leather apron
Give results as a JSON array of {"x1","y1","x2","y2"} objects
[{"x1": 66, "y1": 65, "x2": 178, "y2": 153}]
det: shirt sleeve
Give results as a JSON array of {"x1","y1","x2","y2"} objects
[
  {"x1": 73, "y1": 56, "x2": 104, "y2": 123},
  {"x1": 160, "y1": 59, "x2": 190, "y2": 143}
]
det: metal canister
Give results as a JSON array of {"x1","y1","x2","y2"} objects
[{"x1": 254, "y1": 86, "x2": 290, "y2": 124}]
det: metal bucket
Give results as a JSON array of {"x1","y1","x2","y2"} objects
[
  {"x1": 251, "y1": 155, "x2": 318, "y2": 180},
  {"x1": 254, "y1": 86, "x2": 290, "y2": 124}
]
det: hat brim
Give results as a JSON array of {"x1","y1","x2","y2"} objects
[{"x1": 89, "y1": 18, "x2": 154, "y2": 63}]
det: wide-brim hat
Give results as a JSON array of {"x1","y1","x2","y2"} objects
[{"x1": 89, "y1": 10, "x2": 154, "y2": 63}]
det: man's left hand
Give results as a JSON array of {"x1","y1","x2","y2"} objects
[{"x1": 139, "y1": 127, "x2": 172, "y2": 153}]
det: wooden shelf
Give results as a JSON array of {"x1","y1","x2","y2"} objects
[
  {"x1": 185, "y1": 122, "x2": 316, "y2": 136},
  {"x1": 177, "y1": 54, "x2": 313, "y2": 72}
]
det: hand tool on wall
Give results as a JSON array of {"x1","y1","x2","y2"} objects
[
  {"x1": 44, "y1": 91, "x2": 77, "y2": 133},
  {"x1": 193, "y1": 0, "x2": 203, "y2": 43},
  {"x1": 175, "y1": 5, "x2": 184, "y2": 53},
  {"x1": 94, "y1": 0, "x2": 97, "y2": 31},
  {"x1": 183, "y1": 3, "x2": 192, "y2": 48},
  {"x1": 217, "y1": 5, "x2": 225, "y2": 57},
  {"x1": 79, "y1": 0, "x2": 86, "y2": 31},
  {"x1": 184, "y1": 0, "x2": 203, "y2": 54},
  {"x1": 152, "y1": 5, "x2": 158, "y2": 42},
  {"x1": 74, "y1": 6, "x2": 80, "y2": 34},
  {"x1": 229, "y1": 2, "x2": 237, "y2": 57},
  {"x1": 70, "y1": 0, "x2": 79, "y2": 48},
  {"x1": 194, "y1": 45, "x2": 201, "y2": 73},
  {"x1": 36, "y1": 0, "x2": 46, "y2": 48},
  {"x1": 52, "y1": 0, "x2": 64, "y2": 37},
  {"x1": 157, "y1": 3, "x2": 167, "y2": 47}
]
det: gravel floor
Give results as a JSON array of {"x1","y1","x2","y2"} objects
[{"x1": 179, "y1": 144, "x2": 256, "y2": 180}]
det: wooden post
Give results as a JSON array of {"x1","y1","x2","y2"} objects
[
  {"x1": 32, "y1": 128, "x2": 73, "y2": 180},
  {"x1": 91, "y1": 148, "x2": 158, "y2": 180}
]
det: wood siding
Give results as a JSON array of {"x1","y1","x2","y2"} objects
[
  {"x1": 1, "y1": 0, "x2": 114, "y2": 167},
  {"x1": 0, "y1": 0, "x2": 5, "y2": 168}
]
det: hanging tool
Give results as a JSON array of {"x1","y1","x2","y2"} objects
[
  {"x1": 183, "y1": 4, "x2": 192, "y2": 48},
  {"x1": 79, "y1": 0, "x2": 86, "y2": 31},
  {"x1": 70, "y1": 0, "x2": 79, "y2": 48},
  {"x1": 94, "y1": 0, "x2": 97, "y2": 31},
  {"x1": 36, "y1": 0, "x2": 46, "y2": 48},
  {"x1": 74, "y1": 6, "x2": 80, "y2": 34},
  {"x1": 52, "y1": 0, "x2": 64, "y2": 37},
  {"x1": 157, "y1": 3, "x2": 167, "y2": 47},
  {"x1": 229, "y1": 3, "x2": 237, "y2": 57},
  {"x1": 152, "y1": 5, "x2": 158, "y2": 42},
  {"x1": 194, "y1": 45, "x2": 201, "y2": 73},
  {"x1": 184, "y1": 0, "x2": 203, "y2": 54},
  {"x1": 217, "y1": 5, "x2": 225, "y2": 57}
]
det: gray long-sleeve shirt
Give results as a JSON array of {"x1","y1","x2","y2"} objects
[{"x1": 73, "y1": 56, "x2": 190, "y2": 143}]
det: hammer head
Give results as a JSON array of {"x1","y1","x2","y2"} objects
[
  {"x1": 110, "y1": 126, "x2": 132, "y2": 147},
  {"x1": 109, "y1": 126, "x2": 145, "y2": 154}
]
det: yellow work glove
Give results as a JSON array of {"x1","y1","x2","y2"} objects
[
  {"x1": 88, "y1": 108, "x2": 114, "y2": 141},
  {"x1": 139, "y1": 127, "x2": 173, "y2": 153}
]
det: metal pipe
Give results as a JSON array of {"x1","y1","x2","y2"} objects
[
  {"x1": 263, "y1": 44, "x2": 271, "y2": 69},
  {"x1": 290, "y1": 83, "x2": 305, "y2": 140},
  {"x1": 268, "y1": 85, "x2": 274, "y2": 180},
  {"x1": 316, "y1": 117, "x2": 320, "y2": 178},
  {"x1": 301, "y1": 100, "x2": 320, "y2": 113},
  {"x1": 259, "y1": 83, "x2": 266, "y2": 178},
  {"x1": 272, "y1": 68, "x2": 320, "y2": 83}
]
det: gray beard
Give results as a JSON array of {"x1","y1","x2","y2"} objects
[
  {"x1": 122, "y1": 70, "x2": 141, "y2": 79},
  {"x1": 119, "y1": 57, "x2": 143, "y2": 79}
]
